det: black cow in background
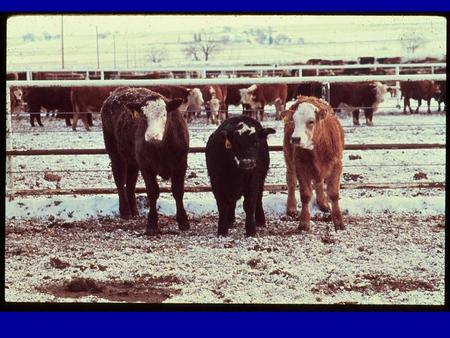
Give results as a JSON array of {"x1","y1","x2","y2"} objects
[
  {"x1": 434, "y1": 81, "x2": 446, "y2": 112},
  {"x1": 206, "y1": 116, "x2": 275, "y2": 237},
  {"x1": 21, "y1": 87, "x2": 72, "y2": 127}
]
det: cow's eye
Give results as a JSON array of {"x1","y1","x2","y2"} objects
[{"x1": 308, "y1": 120, "x2": 315, "y2": 127}]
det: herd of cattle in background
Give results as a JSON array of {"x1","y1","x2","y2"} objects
[{"x1": 7, "y1": 56, "x2": 447, "y2": 130}]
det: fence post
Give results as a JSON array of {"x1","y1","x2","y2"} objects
[
  {"x1": 6, "y1": 85, "x2": 14, "y2": 196},
  {"x1": 322, "y1": 82, "x2": 330, "y2": 103},
  {"x1": 395, "y1": 66, "x2": 401, "y2": 109}
]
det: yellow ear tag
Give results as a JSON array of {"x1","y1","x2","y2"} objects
[
  {"x1": 283, "y1": 116, "x2": 290, "y2": 124},
  {"x1": 132, "y1": 110, "x2": 140, "y2": 119},
  {"x1": 225, "y1": 138, "x2": 232, "y2": 149}
]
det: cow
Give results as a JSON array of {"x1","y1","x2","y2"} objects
[
  {"x1": 281, "y1": 96, "x2": 345, "y2": 231},
  {"x1": 239, "y1": 84, "x2": 288, "y2": 121},
  {"x1": 224, "y1": 84, "x2": 251, "y2": 117},
  {"x1": 70, "y1": 87, "x2": 116, "y2": 131},
  {"x1": 201, "y1": 85, "x2": 228, "y2": 125},
  {"x1": 101, "y1": 87, "x2": 189, "y2": 235},
  {"x1": 205, "y1": 116, "x2": 275, "y2": 237},
  {"x1": 329, "y1": 82, "x2": 388, "y2": 126},
  {"x1": 287, "y1": 82, "x2": 322, "y2": 102},
  {"x1": 149, "y1": 85, "x2": 203, "y2": 122},
  {"x1": 21, "y1": 87, "x2": 73, "y2": 127},
  {"x1": 434, "y1": 81, "x2": 446, "y2": 112},
  {"x1": 400, "y1": 80, "x2": 441, "y2": 114}
]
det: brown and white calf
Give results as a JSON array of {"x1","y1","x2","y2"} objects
[
  {"x1": 281, "y1": 96, "x2": 345, "y2": 231},
  {"x1": 239, "y1": 84, "x2": 288, "y2": 121},
  {"x1": 202, "y1": 85, "x2": 228, "y2": 125}
]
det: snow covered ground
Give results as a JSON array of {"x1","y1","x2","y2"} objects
[{"x1": 4, "y1": 93, "x2": 446, "y2": 305}]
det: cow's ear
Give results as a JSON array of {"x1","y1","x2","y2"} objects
[
  {"x1": 258, "y1": 128, "x2": 276, "y2": 139},
  {"x1": 166, "y1": 98, "x2": 183, "y2": 112},
  {"x1": 280, "y1": 109, "x2": 293, "y2": 124}
]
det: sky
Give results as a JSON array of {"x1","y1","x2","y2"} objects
[{"x1": 7, "y1": 14, "x2": 446, "y2": 38}]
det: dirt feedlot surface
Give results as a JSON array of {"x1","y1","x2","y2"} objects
[
  {"x1": 5, "y1": 96, "x2": 446, "y2": 305},
  {"x1": 5, "y1": 213, "x2": 445, "y2": 304}
]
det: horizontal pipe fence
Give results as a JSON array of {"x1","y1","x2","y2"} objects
[{"x1": 5, "y1": 70, "x2": 446, "y2": 198}]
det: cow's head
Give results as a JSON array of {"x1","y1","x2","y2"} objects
[
  {"x1": 239, "y1": 85, "x2": 259, "y2": 109},
  {"x1": 206, "y1": 86, "x2": 222, "y2": 124},
  {"x1": 142, "y1": 98, "x2": 183, "y2": 143},
  {"x1": 183, "y1": 88, "x2": 204, "y2": 114},
  {"x1": 281, "y1": 102, "x2": 324, "y2": 150},
  {"x1": 221, "y1": 120, "x2": 275, "y2": 170},
  {"x1": 374, "y1": 82, "x2": 388, "y2": 104},
  {"x1": 10, "y1": 87, "x2": 25, "y2": 111}
]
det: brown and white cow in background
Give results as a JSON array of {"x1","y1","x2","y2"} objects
[
  {"x1": 330, "y1": 82, "x2": 388, "y2": 126},
  {"x1": 201, "y1": 85, "x2": 228, "y2": 125},
  {"x1": 281, "y1": 96, "x2": 345, "y2": 232},
  {"x1": 239, "y1": 84, "x2": 288, "y2": 121}
]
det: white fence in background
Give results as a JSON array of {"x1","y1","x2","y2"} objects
[{"x1": 7, "y1": 62, "x2": 447, "y2": 80}]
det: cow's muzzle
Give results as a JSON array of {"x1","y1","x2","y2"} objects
[
  {"x1": 291, "y1": 137, "x2": 301, "y2": 145},
  {"x1": 238, "y1": 158, "x2": 256, "y2": 170}
]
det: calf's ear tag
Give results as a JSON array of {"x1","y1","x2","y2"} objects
[
  {"x1": 283, "y1": 116, "x2": 289, "y2": 124},
  {"x1": 225, "y1": 138, "x2": 232, "y2": 149},
  {"x1": 132, "y1": 110, "x2": 140, "y2": 119}
]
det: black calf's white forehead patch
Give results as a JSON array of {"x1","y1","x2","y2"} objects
[{"x1": 236, "y1": 122, "x2": 256, "y2": 135}]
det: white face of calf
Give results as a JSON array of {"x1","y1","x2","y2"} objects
[
  {"x1": 13, "y1": 88, "x2": 23, "y2": 101},
  {"x1": 240, "y1": 85, "x2": 260, "y2": 109},
  {"x1": 291, "y1": 102, "x2": 317, "y2": 150},
  {"x1": 374, "y1": 82, "x2": 388, "y2": 105},
  {"x1": 142, "y1": 99, "x2": 167, "y2": 142}
]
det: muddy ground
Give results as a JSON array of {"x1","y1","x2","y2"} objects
[{"x1": 4, "y1": 212, "x2": 445, "y2": 305}]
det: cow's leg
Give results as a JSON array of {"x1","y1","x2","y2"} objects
[
  {"x1": 110, "y1": 154, "x2": 131, "y2": 219},
  {"x1": 88, "y1": 113, "x2": 93, "y2": 126},
  {"x1": 171, "y1": 172, "x2": 189, "y2": 231},
  {"x1": 259, "y1": 105, "x2": 265, "y2": 121},
  {"x1": 403, "y1": 97, "x2": 408, "y2": 114},
  {"x1": 364, "y1": 108, "x2": 374, "y2": 126},
  {"x1": 80, "y1": 111, "x2": 91, "y2": 131},
  {"x1": 426, "y1": 99, "x2": 432, "y2": 114},
  {"x1": 206, "y1": 110, "x2": 211, "y2": 125},
  {"x1": 286, "y1": 162, "x2": 298, "y2": 217},
  {"x1": 141, "y1": 170, "x2": 160, "y2": 235},
  {"x1": 326, "y1": 164, "x2": 344, "y2": 231},
  {"x1": 126, "y1": 164, "x2": 139, "y2": 218},
  {"x1": 255, "y1": 184, "x2": 265, "y2": 227},
  {"x1": 415, "y1": 98, "x2": 422, "y2": 114},
  {"x1": 298, "y1": 173, "x2": 312, "y2": 231},
  {"x1": 64, "y1": 114, "x2": 72, "y2": 127},
  {"x1": 30, "y1": 113, "x2": 36, "y2": 127},
  {"x1": 352, "y1": 109, "x2": 360, "y2": 126},
  {"x1": 217, "y1": 200, "x2": 230, "y2": 236},
  {"x1": 314, "y1": 179, "x2": 330, "y2": 212},
  {"x1": 243, "y1": 190, "x2": 257, "y2": 237},
  {"x1": 227, "y1": 199, "x2": 237, "y2": 228},
  {"x1": 36, "y1": 113, "x2": 43, "y2": 127}
]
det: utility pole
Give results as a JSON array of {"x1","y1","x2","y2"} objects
[
  {"x1": 113, "y1": 34, "x2": 116, "y2": 68},
  {"x1": 126, "y1": 36, "x2": 129, "y2": 68},
  {"x1": 96, "y1": 26, "x2": 100, "y2": 68},
  {"x1": 61, "y1": 15, "x2": 64, "y2": 69}
]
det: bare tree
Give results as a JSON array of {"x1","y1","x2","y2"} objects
[
  {"x1": 183, "y1": 44, "x2": 201, "y2": 61},
  {"x1": 400, "y1": 32, "x2": 428, "y2": 55},
  {"x1": 198, "y1": 36, "x2": 220, "y2": 61},
  {"x1": 147, "y1": 45, "x2": 168, "y2": 64}
]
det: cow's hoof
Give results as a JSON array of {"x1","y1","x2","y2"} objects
[
  {"x1": 287, "y1": 209, "x2": 298, "y2": 217},
  {"x1": 317, "y1": 203, "x2": 330, "y2": 213},
  {"x1": 245, "y1": 230, "x2": 257, "y2": 237},
  {"x1": 298, "y1": 221, "x2": 310, "y2": 232},
  {"x1": 146, "y1": 227, "x2": 161, "y2": 236},
  {"x1": 256, "y1": 222, "x2": 265, "y2": 228},
  {"x1": 218, "y1": 229, "x2": 229, "y2": 237},
  {"x1": 334, "y1": 222, "x2": 346, "y2": 231},
  {"x1": 178, "y1": 221, "x2": 190, "y2": 231},
  {"x1": 119, "y1": 213, "x2": 131, "y2": 220}
]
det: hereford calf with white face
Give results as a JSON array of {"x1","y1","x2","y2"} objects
[
  {"x1": 206, "y1": 116, "x2": 275, "y2": 236},
  {"x1": 101, "y1": 87, "x2": 189, "y2": 235},
  {"x1": 282, "y1": 96, "x2": 345, "y2": 232},
  {"x1": 239, "y1": 83, "x2": 288, "y2": 121},
  {"x1": 202, "y1": 85, "x2": 228, "y2": 125}
]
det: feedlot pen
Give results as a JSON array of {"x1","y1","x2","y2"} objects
[{"x1": 4, "y1": 74, "x2": 446, "y2": 305}]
